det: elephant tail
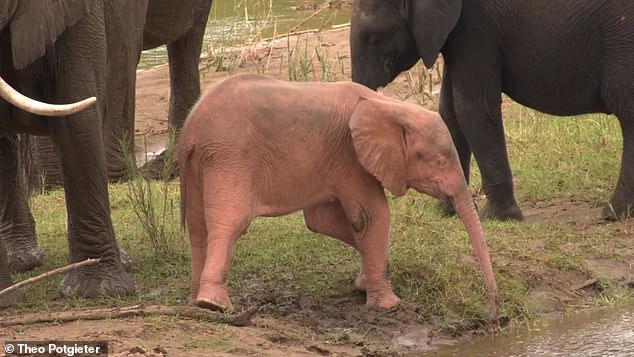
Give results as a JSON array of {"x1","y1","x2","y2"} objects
[{"x1": 179, "y1": 141, "x2": 195, "y2": 234}]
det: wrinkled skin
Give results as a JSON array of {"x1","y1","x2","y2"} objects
[
  {"x1": 179, "y1": 74, "x2": 499, "y2": 322},
  {"x1": 31, "y1": 0, "x2": 213, "y2": 184},
  {"x1": 5, "y1": 0, "x2": 212, "y2": 279},
  {"x1": 350, "y1": 0, "x2": 634, "y2": 221},
  {"x1": 0, "y1": 0, "x2": 142, "y2": 307}
]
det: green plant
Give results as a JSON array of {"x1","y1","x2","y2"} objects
[{"x1": 120, "y1": 131, "x2": 185, "y2": 258}]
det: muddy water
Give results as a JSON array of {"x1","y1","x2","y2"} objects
[
  {"x1": 139, "y1": 0, "x2": 351, "y2": 69},
  {"x1": 421, "y1": 306, "x2": 634, "y2": 356}
]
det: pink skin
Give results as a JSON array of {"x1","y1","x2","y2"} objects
[{"x1": 178, "y1": 74, "x2": 499, "y2": 321}]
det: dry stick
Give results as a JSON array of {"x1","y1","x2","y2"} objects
[
  {"x1": 0, "y1": 305, "x2": 260, "y2": 328},
  {"x1": 288, "y1": 4, "x2": 330, "y2": 35},
  {"x1": 0, "y1": 258, "x2": 100, "y2": 299}
]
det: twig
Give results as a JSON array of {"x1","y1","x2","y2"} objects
[
  {"x1": 0, "y1": 258, "x2": 100, "y2": 298},
  {"x1": 0, "y1": 305, "x2": 260, "y2": 327},
  {"x1": 288, "y1": 4, "x2": 330, "y2": 34}
]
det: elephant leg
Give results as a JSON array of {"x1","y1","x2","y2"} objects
[
  {"x1": 196, "y1": 173, "x2": 251, "y2": 312},
  {"x1": 436, "y1": 69, "x2": 472, "y2": 217},
  {"x1": 303, "y1": 200, "x2": 367, "y2": 291},
  {"x1": 183, "y1": 175, "x2": 208, "y2": 305},
  {"x1": 449, "y1": 59, "x2": 523, "y2": 221},
  {"x1": 0, "y1": 136, "x2": 43, "y2": 273},
  {"x1": 31, "y1": 136, "x2": 64, "y2": 188},
  {"x1": 0, "y1": 239, "x2": 17, "y2": 307},
  {"x1": 44, "y1": 4, "x2": 134, "y2": 298},
  {"x1": 166, "y1": 0, "x2": 212, "y2": 132},
  {"x1": 103, "y1": 0, "x2": 149, "y2": 181},
  {"x1": 341, "y1": 188, "x2": 399, "y2": 309},
  {"x1": 602, "y1": 80, "x2": 634, "y2": 220}
]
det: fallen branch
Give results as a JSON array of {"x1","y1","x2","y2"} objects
[
  {"x1": 0, "y1": 258, "x2": 100, "y2": 299},
  {"x1": 0, "y1": 304, "x2": 260, "y2": 327}
]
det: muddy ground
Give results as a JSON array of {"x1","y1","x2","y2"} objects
[{"x1": 2, "y1": 25, "x2": 634, "y2": 357}]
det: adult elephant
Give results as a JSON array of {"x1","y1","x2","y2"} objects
[
  {"x1": 7, "y1": 0, "x2": 212, "y2": 275},
  {"x1": 0, "y1": 0, "x2": 148, "y2": 305},
  {"x1": 349, "y1": 0, "x2": 634, "y2": 221},
  {"x1": 104, "y1": 0, "x2": 214, "y2": 179},
  {"x1": 30, "y1": 0, "x2": 213, "y2": 184}
]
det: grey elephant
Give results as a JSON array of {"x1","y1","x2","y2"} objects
[
  {"x1": 349, "y1": 0, "x2": 634, "y2": 221},
  {"x1": 5, "y1": 0, "x2": 213, "y2": 277},
  {"x1": 0, "y1": 0, "x2": 148, "y2": 306},
  {"x1": 31, "y1": 0, "x2": 214, "y2": 183},
  {"x1": 105, "y1": 0, "x2": 214, "y2": 179}
]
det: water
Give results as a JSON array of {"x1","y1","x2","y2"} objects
[
  {"x1": 139, "y1": 0, "x2": 351, "y2": 69},
  {"x1": 422, "y1": 306, "x2": 634, "y2": 357}
]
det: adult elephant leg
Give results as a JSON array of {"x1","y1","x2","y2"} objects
[
  {"x1": 436, "y1": 68, "x2": 473, "y2": 217},
  {"x1": 0, "y1": 239, "x2": 17, "y2": 307},
  {"x1": 46, "y1": 3, "x2": 133, "y2": 297},
  {"x1": 166, "y1": 0, "x2": 212, "y2": 132},
  {"x1": 102, "y1": 0, "x2": 149, "y2": 181},
  {"x1": 144, "y1": 0, "x2": 212, "y2": 178},
  {"x1": 30, "y1": 136, "x2": 64, "y2": 188},
  {"x1": 603, "y1": 91, "x2": 634, "y2": 220},
  {"x1": 449, "y1": 58, "x2": 523, "y2": 221},
  {"x1": 0, "y1": 136, "x2": 43, "y2": 273}
]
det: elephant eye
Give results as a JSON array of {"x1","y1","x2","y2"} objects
[{"x1": 416, "y1": 151, "x2": 424, "y2": 160}]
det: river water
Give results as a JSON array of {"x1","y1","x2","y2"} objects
[
  {"x1": 139, "y1": 0, "x2": 351, "y2": 69},
  {"x1": 421, "y1": 306, "x2": 634, "y2": 356}
]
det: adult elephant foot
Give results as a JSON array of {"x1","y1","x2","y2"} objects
[
  {"x1": 436, "y1": 199, "x2": 457, "y2": 217},
  {"x1": 480, "y1": 200, "x2": 524, "y2": 221},
  {"x1": 58, "y1": 258, "x2": 134, "y2": 298},
  {"x1": 1, "y1": 208, "x2": 44, "y2": 273},
  {"x1": 601, "y1": 199, "x2": 634, "y2": 221},
  {"x1": 7, "y1": 244, "x2": 43, "y2": 273},
  {"x1": 139, "y1": 151, "x2": 179, "y2": 180}
]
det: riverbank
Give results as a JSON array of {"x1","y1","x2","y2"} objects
[{"x1": 1, "y1": 24, "x2": 633, "y2": 356}]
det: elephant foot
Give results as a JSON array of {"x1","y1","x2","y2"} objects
[
  {"x1": 196, "y1": 288, "x2": 233, "y2": 312},
  {"x1": 7, "y1": 246, "x2": 43, "y2": 273},
  {"x1": 139, "y1": 151, "x2": 179, "y2": 181},
  {"x1": 602, "y1": 201, "x2": 634, "y2": 221},
  {"x1": 436, "y1": 199, "x2": 457, "y2": 217},
  {"x1": 353, "y1": 271, "x2": 367, "y2": 292},
  {"x1": 0, "y1": 288, "x2": 19, "y2": 308},
  {"x1": 118, "y1": 247, "x2": 134, "y2": 272},
  {"x1": 480, "y1": 200, "x2": 524, "y2": 221},
  {"x1": 58, "y1": 259, "x2": 134, "y2": 298},
  {"x1": 365, "y1": 290, "x2": 400, "y2": 309}
]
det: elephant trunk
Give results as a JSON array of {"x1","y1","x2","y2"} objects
[
  {"x1": 0, "y1": 75, "x2": 96, "y2": 117},
  {"x1": 451, "y1": 185, "x2": 499, "y2": 323}
]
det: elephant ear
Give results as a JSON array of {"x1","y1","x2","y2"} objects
[
  {"x1": 10, "y1": 0, "x2": 94, "y2": 70},
  {"x1": 407, "y1": 0, "x2": 462, "y2": 68},
  {"x1": 349, "y1": 97, "x2": 409, "y2": 197}
]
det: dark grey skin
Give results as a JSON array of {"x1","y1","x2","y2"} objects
[
  {"x1": 105, "y1": 0, "x2": 214, "y2": 179},
  {"x1": 31, "y1": 0, "x2": 213, "y2": 183},
  {"x1": 350, "y1": 0, "x2": 634, "y2": 221},
  {"x1": 4, "y1": 0, "x2": 213, "y2": 276},
  {"x1": 0, "y1": 0, "x2": 148, "y2": 306}
]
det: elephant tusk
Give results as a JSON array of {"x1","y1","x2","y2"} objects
[{"x1": 0, "y1": 75, "x2": 96, "y2": 117}]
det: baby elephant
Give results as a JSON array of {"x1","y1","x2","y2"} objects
[{"x1": 178, "y1": 74, "x2": 499, "y2": 322}]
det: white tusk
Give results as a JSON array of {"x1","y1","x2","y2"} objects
[{"x1": 0, "y1": 75, "x2": 96, "y2": 117}]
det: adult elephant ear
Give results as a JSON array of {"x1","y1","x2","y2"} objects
[
  {"x1": 10, "y1": 0, "x2": 94, "y2": 70},
  {"x1": 349, "y1": 97, "x2": 408, "y2": 197},
  {"x1": 407, "y1": 0, "x2": 462, "y2": 68}
]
